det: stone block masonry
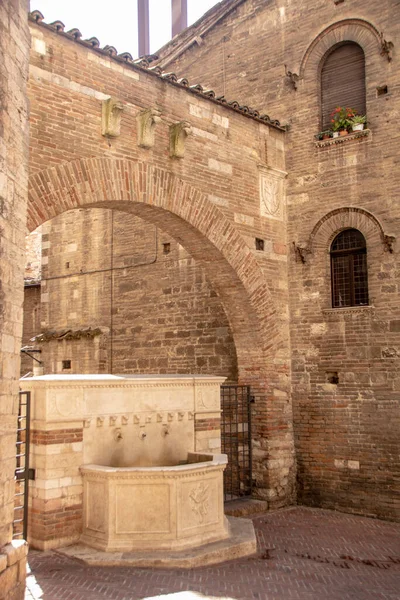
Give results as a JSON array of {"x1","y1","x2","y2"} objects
[{"x1": 0, "y1": 1, "x2": 30, "y2": 598}]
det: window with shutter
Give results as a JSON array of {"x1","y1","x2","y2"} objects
[
  {"x1": 330, "y1": 229, "x2": 369, "y2": 308},
  {"x1": 321, "y1": 42, "x2": 366, "y2": 131}
]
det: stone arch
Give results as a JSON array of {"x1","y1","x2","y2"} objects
[
  {"x1": 308, "y1": 206, "x2": 394, "y2": 253},
  {"x1": 299, "y1": 18, "x2": 384, "y2": 80},
  {"x1": 28, "y1": 157, "x2": 284, "y2": 370}
]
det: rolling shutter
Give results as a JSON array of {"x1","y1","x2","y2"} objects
[{"x1": 321, "y1": 43, "x2": 366, "y2": 130}]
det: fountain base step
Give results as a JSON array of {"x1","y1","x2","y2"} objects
[{"x1": 56, "y1": 516, "x2": 257, "y2": 569}]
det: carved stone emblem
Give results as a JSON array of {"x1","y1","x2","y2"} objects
[
  {"x1": 55, "y1": 393, "x2": 80, "y2": 417},
  {"x1": 189, "y1": 482, "x2": 210, "y2": 524},
  {"x1": 259, "y1": 167, "x2": 287, "y2": 221},
  {"x1": 196, "y1": 387, "x2": 219, "y2": 410}
]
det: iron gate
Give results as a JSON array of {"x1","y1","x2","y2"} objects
[
  {"x1": 13, "y1": 390, "x2": 32, "y2": 540},
  {"x1": 220, "y1": 385, "x2": 253, "y2": 501}
]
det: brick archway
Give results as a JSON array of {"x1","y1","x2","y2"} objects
[
  {"x1": 29, "y1": 157, "x2": 295, "y2": 505},
  {"x1": 28, "y1": 157, "x2": 283, "y2": 368}
]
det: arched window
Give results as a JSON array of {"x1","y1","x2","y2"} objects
[
  {"x1": 321, "y1": 42, "x2": 366, "y2": 130},
  {"x1": 331, "y1": 229, "x2": 368, "y2": 308}
]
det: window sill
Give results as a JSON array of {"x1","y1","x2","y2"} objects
[
  {"x1": 315, "y1": 129, "x2": 371, "y2": 148},
  {"x1": 322, "y1": 305, "x2": 374, "y2": 318}
]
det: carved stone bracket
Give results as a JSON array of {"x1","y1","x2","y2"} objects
[
  {"x1": 292, "y1": 242, "x2": 311, "y2": 264},
  {"x1": 384, "y1": 234, "x2": 396, "y2": 253},
  {"x1": 169, "y1": 121, "x2": 192, "y2": 158},
  {"x1": 102, "y1": 98, "x2": 124, "y2": 137},
  {"x1": 380, "y1": 33, "x2": 394, "y2": 62},
  {"x1": 136, "y1": 107, "x2": 162, "y2": 148},
  {"x1": 284, "y1": 65, "x2": 301, "y2": 90}
]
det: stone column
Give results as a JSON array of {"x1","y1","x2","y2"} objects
[{"x1": 0, "y1": 1, "x2": 31, "y2": 597}]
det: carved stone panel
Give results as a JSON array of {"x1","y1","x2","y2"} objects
[
  {"x1": 259, "y1": 166, "x2": 287, "y2": 221},
  {"x1": 86, "y1": 481, "x2": 106, "y2": 532},
  {"x1": 115, "y1": 483, "x2": 171, "y2": 534},
  {"x1": 180, "y1": 476, "x2": 219, "y2": 531}
]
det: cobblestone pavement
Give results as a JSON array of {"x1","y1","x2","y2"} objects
[{"x1": 25, "y1": 507, "x2": 400, "y2": 600}]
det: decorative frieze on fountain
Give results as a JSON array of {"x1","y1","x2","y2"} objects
[{"x1": 22, "y1": 374, "x2": 256, "y2": 567}]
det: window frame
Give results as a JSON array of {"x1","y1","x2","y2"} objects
[
  {"x1": 319, "y1": 41, "x2": 366, "y2": 132},
  {"x1": 330, "y1": 229, "x2": 369, "y2": 308}
]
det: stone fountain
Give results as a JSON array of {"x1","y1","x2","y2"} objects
[{"x1": 22, "y1": 374, "x2": 256, "y2": 567}]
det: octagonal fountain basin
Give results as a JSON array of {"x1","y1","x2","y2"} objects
[{"x1": 80, "y1": 452, "x2": 229, "y2": 552}]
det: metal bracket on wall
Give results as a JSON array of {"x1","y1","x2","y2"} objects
[
  {"x1": 383, "y1": 234, "x2": 396, "y2": 253},
  {"x1": 284, "y1": 65, "x2": 300, "y2": 90},
  {"x1": 292, "y1": 242, "x2": 310, "y2": 264},
  {"x1": 380, "y1": 33, "x2": 394, "y2": 62}
]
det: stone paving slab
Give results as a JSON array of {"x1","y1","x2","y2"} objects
[{"x1": 25, "y1": 507, "x2": 400, "y2": 600}]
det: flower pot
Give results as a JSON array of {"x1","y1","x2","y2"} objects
[
  {"x1": 332, "y1": 132, "x2": 339, "y2": 138},
  {"x1": 352, "y1": 123, "x2": 364, "y2": 131},
  {"x1": 323, "y1": 134, "x2": 330, "y2": 140},
  {"x1": 339, "y1": 130, "x2": 349, "y2": 137}
]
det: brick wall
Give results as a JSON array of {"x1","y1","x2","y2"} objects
[
  {"x1": 26, "y1": 16, "x2": 295, "y2": 507},
  {"x1": 163, "y1": 0, "x2": 400, "y2": 520},
  {"x1": 36, "y1": 208, "x2": 238, "y2": 380}
]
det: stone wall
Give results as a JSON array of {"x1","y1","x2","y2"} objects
[
  {"x1": 21, "y1": 285, "x2": 41, "y2": 376},
  {"x1": 0, "y1": 0, "x2": 30, "y2": 597},
  {"x1": 162, "y1": 0, "x2": 400, "y2": 520}
]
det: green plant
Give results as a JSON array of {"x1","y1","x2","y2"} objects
[
  {"x1": 350, "y1": 114, "x2": 367, "y2": 125},
  {"x1": 314, "y1": 130, "x2": 332, "y2": 140},
  {"x1": 330, "y1": 106, "x2": 355, "y2": 132}
]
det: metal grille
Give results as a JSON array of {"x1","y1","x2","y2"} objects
[
  {"x1": 13, "y1": 391, "x2": 31, "y2": 540},
  {"x1": 331, "y1": 229, "x2": 368, "y2": 308},
  {"x1": 221, "y1": 385, "x2": 252, "y2": 501}
]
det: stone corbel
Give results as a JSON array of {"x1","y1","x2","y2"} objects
[
  {"x1": 380, "y1": 34, "x2": 394, "y2": 62},
  {"x1": 102, "y1": 97, "x2": 124, "y2": 137},
  {"x1": 169, "y1": 121, "x2": 192, "y2": 158},
  {"x1": 284, "y1": 65, "x2": 300, "y2": 90},
  {"x1": 136, "y1": 107, "x2": 162, "y2": 148},
  {"x1": 292, "y1": 241, "x2": 311, "y2": 263}
]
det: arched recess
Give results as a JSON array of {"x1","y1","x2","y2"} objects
[
  {"x1": 28, "y1": 157, "x2": 284, "y2": 374},
  {"x1": 299, "y1": 18, "x2": 384, "y2": 80}
]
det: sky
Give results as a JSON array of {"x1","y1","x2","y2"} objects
[{"x1": 31, "y1": 0, "x2": 220, "y2": 56}]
